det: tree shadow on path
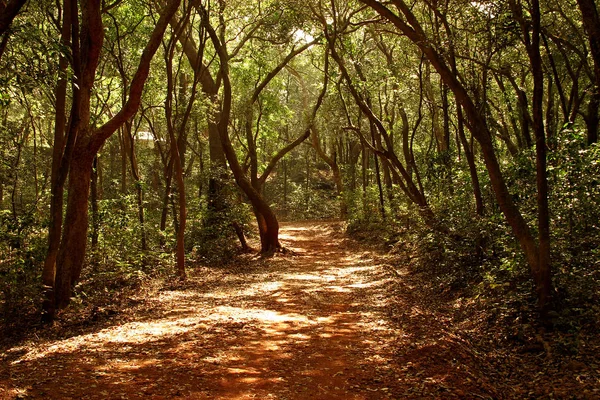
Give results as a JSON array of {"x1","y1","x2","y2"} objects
[{"x1": 1, "y1": 221, "x2": 498, "y2": 399}]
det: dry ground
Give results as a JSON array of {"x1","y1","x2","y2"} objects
[{"x1": 0, "y1": 221, "x2": 597, "y2": 399}]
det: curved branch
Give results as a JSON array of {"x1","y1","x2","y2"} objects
[{"x1": 91, "y1": 0, "x2": 182, "y2": 153}]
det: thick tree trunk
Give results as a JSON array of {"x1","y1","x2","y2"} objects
[
  {"x1": 202, "y1": 5, "x2": 282, "y2": 254},
  {"x1": 55, "y1": 152, "x2": 94, "y2": 309},
  {"x1": 584, "y1": 94, "x2": 599, "y2": 145},
  {"x1": 222, "y1": 129, "x2": 281, "y2": 253},
  {"x1": 49, "y1": 0, "x2": 182, "y2": 310},
  {"x1": 529, "y1": 0, "x2": 552, "y2": 312},
  {"x1": 252, "y1": 205, "x2": 279, "y2": 253},
  {"x1": 42, "y1": 0, "x2": 73, "y2": 322},
  {"x1": 0, "y1": 0, "x2": 27, "y2": 36},
  {"x1": 508, "y1": 0, "x2": 552, "y2": 312}
]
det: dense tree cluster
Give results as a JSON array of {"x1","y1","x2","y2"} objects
[{"x1": 0, "y1": 0, "x2": 598, "y2": 327}]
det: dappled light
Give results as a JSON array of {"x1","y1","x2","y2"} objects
[
  {"x1": 3, "y1": 221, "x2": 599, "y2": 398},
  {"x1": 2, "y1": 0, "x2": 600, "y2": 397},
  {"x1": 3, "y1": 222, "x2": 410, "y2": 399}
]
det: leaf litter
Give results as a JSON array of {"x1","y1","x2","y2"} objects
[{"x1": 1, "y1": 221, "x2": 599, "y2": 399}]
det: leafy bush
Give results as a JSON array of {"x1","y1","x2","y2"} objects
[
  {"x1": 547, "y1": 129, "x2": 600, "y2": 315},
  {"x1": 347, "y1": 128, "x2": 600, "y2": 333},
  {"x1": 0, "y1": 209, "x2": 46, "y2": 333},
  {"x1": 187, "y1": 179, "x2": 254, "y2": 262},
  {"x1": 90, "y1": 194, "x2": 150, "y2": 267}
]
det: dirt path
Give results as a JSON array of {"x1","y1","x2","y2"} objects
[{"x1": 1, "y1": 221, "x2": 495, "y2": 399}]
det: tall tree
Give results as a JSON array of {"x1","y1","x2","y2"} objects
[
  {"x1": 200, "y1": 3, "x2": 325, "y2": 253},
  {"x1": 41, "y1": 0, "x2": 73, "y2": 322},
  {"x1": 43, "y1": 0, "x2": 181, "y2": 318},
  {"x1": 359, "y1": 0, "x2": 553, "y2": 311}
]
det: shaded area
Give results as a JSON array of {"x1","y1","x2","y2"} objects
[{"x1": 2, "y1": 222, "x2": 498, "y2": 399}]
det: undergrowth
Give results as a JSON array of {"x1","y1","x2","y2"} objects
[{"x1": 346, "y1": 132, "x2": 600, "y2": 356}]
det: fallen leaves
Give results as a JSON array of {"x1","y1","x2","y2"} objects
[{"x1": 1, "y1": 222, "x2": 599, "y2": 399}]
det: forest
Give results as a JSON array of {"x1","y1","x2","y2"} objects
[{"x1": 1, "y1": 0, "x2": 599, "y2": 398}]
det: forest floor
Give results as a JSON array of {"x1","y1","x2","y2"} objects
[{"x1": 1, "y1": 221, "x2": 599, "y2": 399}]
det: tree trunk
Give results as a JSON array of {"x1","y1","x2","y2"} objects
[
  {"x1": 125, "y1": 121, "x2": 147, "y2": 251},
  {"x1": 370, "y1": 122, "x2": 386, "y2": 220},
  {"x1": 160, "y1": 157, "x2": 174, "y2": 247},
  {"x1": 173, "y1": 152, "x2": 186, "y2": 278},
  {"x1": 457, "y1": 106, "x2": 484, "y2": 216},
  {"x1": 305, "y1": 149, "x2": 311, "y2": 213},
  {"x1": 361, "y1": 144, "x2": 368, "y2": 214},
  {"x1": 311, "y1": 128, "x2": 347, "y2": 219},
  {"x1": 332, "y1": 158, "x2": 347, "y2": 219},
  {"x1": 516, "y1": 87, "x2": 533, "y2": 148},
  {"x1": 0, "y1": 0, "x2": 27, "y2": 36},
  {"x1": 120, "y1": 128, "x2": 128, "y2": 194},
  {"x1": 584, "y1": 93, "x2": 599, "y2": 145},
  {"x1": 202, "y1": 5, "x2": 283, "y2": 254},
  {"x1": 232, "y1": 221, "x2": 249, "y2": 251},
  {"x1": 55, "y1": 152, "x2": 94, "y2": 309},
  {"x1": 528, "y1": 0, "x2": 552, "y2": 312},
  {"x1": 174, "y1": 16, "x2": 228, "y2": 214},
  {"x1": 50, "y1": 0, "x2": 182, "y2": 309},
  {"x1": 165, "y1": 76, "x2": 187, "y2": 278},
  {"x1": 283, "y1": 157, "x2": 288, "y2": 218},
  {"x1": 360, "y1": 0, "x2": 551, "y2": 310},
  {"x1": 42, "y1": 0, "x2": 74, "y2": 322},
  {"x1": 327, "y1": 37, "x2": 434, "y2": 224}
]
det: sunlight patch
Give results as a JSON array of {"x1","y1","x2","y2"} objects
[
  {"x1": 209, "y1": 306, "x2": 313, "y2": 326},
  {"x1": 283, "y1": 273, "x2": 322, "y2": 281},
  {"x1": 12, "y1": 317, "x2": 202, "y2": 364}
]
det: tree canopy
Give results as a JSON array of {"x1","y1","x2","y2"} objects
[{"x1": 1, "y1": 0, "x2": 599, "y2": 379}]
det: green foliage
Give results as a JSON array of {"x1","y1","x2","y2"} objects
[
  {"x1": 345, "y1": 200, "x2": 399, "y2": 245},
  {"x1": 345, "y1": 185, "x2": 385, "y2": 224},
  {"x1": 267, "y1": 153, "x2": 341, "y2": 220},
  {"x1": 548, "y1": 130, "x2": 600, "y2": 314},
  {"x1": 346, "y1": 127, "x2": 600, "y2": 333},
  {"x1": 92, "y1": 194, "x2": 148, "y2": 264},
  {"x1": 187, "y1": 173, "x2": 254, "y2": 262},
  {"x1": 0, "y1": 210, "x2": 46, "y2": 333}
]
